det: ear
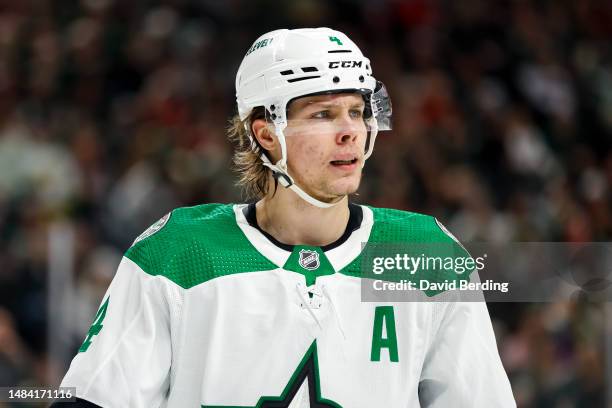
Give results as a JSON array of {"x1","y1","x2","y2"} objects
[{"x1": 252, "y1": 119, "x2": 279, "y2": 161}]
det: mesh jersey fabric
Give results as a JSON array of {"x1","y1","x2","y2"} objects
[{"x1": 60, "y1": 203, "x2": 515, "y2": 408}]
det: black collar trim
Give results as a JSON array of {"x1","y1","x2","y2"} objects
[{"x1": 243, "y1": 203, "x2": 363, "y2": 252}]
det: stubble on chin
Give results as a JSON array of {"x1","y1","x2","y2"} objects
[
  {"x1": 290, "y1": 161, "x2": 363, "y2": 201},
  {"x1": 322, "y1": 171, "x2": 362, "y2": 198}
]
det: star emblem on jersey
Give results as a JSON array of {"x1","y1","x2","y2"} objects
[
  {"x1": 299, "y1": 249, "x2": 320, "y2": 270},
  {"x1": 202, "y1": 341, "x2": 341, "y2": 408}
]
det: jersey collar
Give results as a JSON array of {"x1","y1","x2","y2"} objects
[{"x1": 233, "y1": 203, "x2": 373, "y2": 272}]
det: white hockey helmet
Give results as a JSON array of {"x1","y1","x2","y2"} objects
[{"x1": 235, "y1": 27, "x2": 392, "y2": 208}]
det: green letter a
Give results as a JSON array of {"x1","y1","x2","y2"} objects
[{"x1": 370, "y1": 306, "x2": 399, "y2": 362}]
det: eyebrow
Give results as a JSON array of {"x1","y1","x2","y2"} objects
[{"x1": 301, "y1": 100, "x2": 365, "y2": 109}]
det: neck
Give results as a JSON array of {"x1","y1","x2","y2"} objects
[{"x1": 256, "y1": 185, "x2": 350, "y2": 247}]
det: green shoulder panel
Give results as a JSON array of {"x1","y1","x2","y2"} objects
[
  {"x1": 340, "y1": 207, "x2": 474, "y2": 295},
  {"x1": 124, "y1": 204, "x2": 277, "y2": 289}
]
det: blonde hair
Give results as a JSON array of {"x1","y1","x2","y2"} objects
[{"x1": 227, "y1": 107, "x2": 272, "y2": 200}]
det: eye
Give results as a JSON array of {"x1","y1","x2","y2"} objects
[
  {"x1": 349, "y1": 109, "x2": 364, "y2": 118},
  {"x1": 311, "y1": 110, "x2": 331, "y2": 119}
]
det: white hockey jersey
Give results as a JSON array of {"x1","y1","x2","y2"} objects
[{"x1": 60, "y1": 203, "x2": 515, "y2": 407}]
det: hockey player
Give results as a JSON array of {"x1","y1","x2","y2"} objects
[{"x1": 54, "y1": 28, "x2": 515, "y2": 407}]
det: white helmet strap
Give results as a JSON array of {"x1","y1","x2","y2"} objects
[
  {"x1": 260, "y1": 160, "x2": 337, "y2": 208},
  {"x1": 259, "y1": 124, "x2": 338, "y2": 208}
]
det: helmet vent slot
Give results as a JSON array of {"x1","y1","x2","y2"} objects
[
  {"x1": 287, "y1": 76, "x2": 321, "y2": 83},
  {"x1": 280, "y1": 70, "x2": 294, "y2": 75},
  {"x1": 328, "y1": 50, "x2": 352, "y2": 53},
  {"x1": 301, "y1": 67, "x2": 318, "y2": 72}
]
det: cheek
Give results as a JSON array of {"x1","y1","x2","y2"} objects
[
  {"x1": 304, "y1": 143, "x2": 325, "y2": 160},
  {"x1": 358, "y1": 129, "x2": 368, "y2": 148},
  {"x1": 287, "y1": 136, "x2": 328, "y2": 174}
]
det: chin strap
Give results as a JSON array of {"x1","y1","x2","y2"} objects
[
  {"x1": 257, "y1": 120, "x2": 339, "y2": 208},
  {"x1": 261, "y1": 159, "x2": 338, "y2": 208}
]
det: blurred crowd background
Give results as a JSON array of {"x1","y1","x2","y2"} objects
[{"x1": 0, "y1": 0, "x2": 611, "y2": 406}]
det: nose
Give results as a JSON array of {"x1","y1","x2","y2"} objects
[{"x1": 335, "y1": 113, "x2": 360, "y2": 145}]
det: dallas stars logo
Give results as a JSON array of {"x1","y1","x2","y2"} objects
[{"x1": 203, "y1": 341, "x2": 341, "y2": 408}]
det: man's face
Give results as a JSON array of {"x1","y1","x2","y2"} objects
[{"x1": 282, "y1": 93, "x2": 368, "y2": 202}]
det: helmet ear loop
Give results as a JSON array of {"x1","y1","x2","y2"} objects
[
  {"x1": 244, "y1": 120, "x2": 275, "y2": 166},
  {"x1": 274, "y1": 122, "x2": 289, "y2": 172},
  {"x1": 244, "y1": 115, "x2": 293, "y2": 193},
  {"x1": 361, "y1": 92, "x2": 377, "y2": 165},
  {"x1": 363, "y1": 116, "x2": 378, "y2": 164},
  {"x1": 258, "y1": 123, "x2": 295, "y2": 188}
]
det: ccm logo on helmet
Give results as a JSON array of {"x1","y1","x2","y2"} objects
[{"x1": 328, "y1": 60, "x2": 363, "y2": 69}]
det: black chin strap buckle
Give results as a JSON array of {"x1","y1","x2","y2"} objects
[{"x1": 272, "y1": 171, "x2": 293, "y2": 187}]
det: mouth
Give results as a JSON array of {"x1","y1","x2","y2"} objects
[{"x1": 330, "y1": 157, "x2": 359, "y2": 169}]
